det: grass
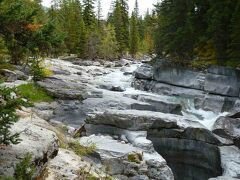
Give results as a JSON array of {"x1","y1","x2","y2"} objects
[
  {"x1": 68, "y1": 141, "x2": 96, "y2": 157},
  {"x1": 0, "y1": 62, "x2": 15, "y2": 71},
  {"x1": 127, "y1": 153, "x2": 142, "y2": 164},
  {"x1": 17, "y1": 83, "x2": 54, "y2": 103}
]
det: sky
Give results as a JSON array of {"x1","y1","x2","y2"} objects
[{"x1": 41, "y1": 0, "x2": 159, "y2": 18}]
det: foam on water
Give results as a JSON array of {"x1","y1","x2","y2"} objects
[
  {"x1": 48, "y1": 58, "x2": 227, "y2": 130},
  {"x1": 100, "y1": 62, "x2": 227, "y2": 130}
]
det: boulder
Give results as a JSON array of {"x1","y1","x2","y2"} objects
[
  {"x1": 121, "y1": 67, "x2": 134, "y2": 75},
  {"x1": 219, "y1": 146, "x2": 240, "y2": 178},
  {"x1": 132, "y1": 79, "x2": 205, "y2": 99},
  {"x1": 212, "y1": 116, "x2": 240, "y2": 148},
  {"x1": 79, "y1": 135, "x2": 174, "y2": 180},
  {"x1": 0, "y1": 69, "x2": 18, "y2": 82},
  {"x1": 114, "y1": 59, "x2": 131, "y2": 67},
  {"x1": 84, "y1": 124, "x2": 154, "y2": 151},
  {"x1": 149, "y1": 137, "x2": 222, "y2": 180},
  {"x1": 153, "y1": 60, "x2": 204, "y2": 90},
  {"x1": 14, "y1": 70, "x2": 29, "y2": 80},
  {"x1": 46, "y1": 148, "x2": 107, "y2": 180},
  {"x1": 51, "y1": 67, "x2": 71, "y2": 75},
  {"x1": 73, "y1": 60, "x2": 95, "y2": 66},
  {"x1": 194, "y1": 95, "x2": 236, "y2": 113},
  {"x1": 99, "y1": 84, "x2": 126, "y2": 92},
  {"x1": 137, "y1": 95, "x2": 182, "y2": 115},
  {"x1": 231, "y1": 99, "x2": 240, "y2": 113},
  {"x1": 85, "y1": 110, "x2": 202, "y2": 131},
  {"x1": 204, "y1": 65, "x2": 240, "y2": 97},
  {"x1": 134, "y1": 64, "x2": 153, "y2": 80},
  {"x1": 0, "y1": 114, "x2": 59, "y2": 177},
  {"x1": 37, "y1": 77, "x2": 86, "y2": 100}
]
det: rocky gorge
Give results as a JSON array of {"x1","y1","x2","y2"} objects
[{"x1": 1, "y1": 57, "x2": 240, "y2": 180}]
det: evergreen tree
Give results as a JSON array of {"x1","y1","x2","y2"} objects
[
  {"x1": 52, "y1": 0, "x2": 86, "y2": 56},
  {"x1": 82, "y1": 0, "x2": 96, "y2": 29},
  {"x1": 0, "y1": 86, "x2": 27, "y2": 145},
  {"x1": 207, "y1": 0, "x2": 236, "y2": 65},
  {"x1": 112, "y1": 0, "x2": 129, "y2": 54},
  {"x1": 129, "y1": 1, "x2": 140, "y2": 56},
  {"x1": 97, "y1": 0, "x2": 102, "y2": 29},
  {"x1": 99, "y1": 24, "x2": 119, "y2": 60},
  {"x1": 155, "y1": 0, "x2": 196, "y2": 63},
  {"x1": 228, "y1": 0, "x2": 240, "y2": 65}
]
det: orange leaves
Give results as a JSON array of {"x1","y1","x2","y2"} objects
[{"x1": 25, "y1": 23, "x2": 43, "y2": 31}]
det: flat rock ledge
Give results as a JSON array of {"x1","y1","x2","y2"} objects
[
  {"x1": 80, "y1": 135, "x2": 174, "y2": 180},
  {"x1": 45, "y1": 148, "x2": 108, "y2": 180},
  {"x1": 84, "y1": 109, "x2": 240, "y2": 180},
  {"x1": 0, "y1": 111, "x2": 59, "y2": 178}
]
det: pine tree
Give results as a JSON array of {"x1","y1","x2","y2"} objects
[
  {"x1": 207, "y1": 0, "x2": 237, "y2": 65},
  {"x1": 0, "y1": 86, "x2": 27, "y2": 145},
  {"x1": 129, "y1": 1, "x2": 140, "y2": 57},
  {"x1": 97, "y1": 0, "x2": 102, "y2": 29},
  {"x1": 112, "y1": 0, "x2": 129, "y2": 54},
  {"x1": 82, "y1": 0, "x2": 96, "y2": 29},
  {"x1": 228, "y1": 0, "x2": 240, "y2": 65},
  {"x1": 154, "y1": 0, "x2": 196, "y2": 63},
  {"x1": 99, "y1": 24, "x2": 119, "y2": 60}
]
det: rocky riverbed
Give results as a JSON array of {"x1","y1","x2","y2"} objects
[{"x1": 1, "y1": 57, "x2": 240, "y2": 180}]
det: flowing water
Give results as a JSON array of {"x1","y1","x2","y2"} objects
[{"x1": 47, "y1": 59, "x2": 228, "y2": 130}]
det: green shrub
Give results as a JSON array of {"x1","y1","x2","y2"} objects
[
  {"x1": 0, "y1": 176, "x2": 15, "y2": 180},
  {"x1": 0, "y1": 86, "x2": 28, "y2": 145},
  {"x1": 190, "y1": 59, "x2": 218, "y2": 70},
  {"x1": 127, "y1": 153, "x2": 142, "y2": 164},
  {"x1": 14, "y1": 153, "x2": 35, "y2": 180},
  {"x1": 17, "y1": 83, "x2": 53, "y2": 103},
  {"x1": 29, "y1": 58, "x2": 53, "y2": 81},
  {"x1": 68, "y1": 141, "x2": 96, "y2": 157}
]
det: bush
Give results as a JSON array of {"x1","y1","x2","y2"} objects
[
  {"x1": 14, "y1": 153, "x2": 35, "y2": 180},
  {"x1": 17, "y1": 83, "x2": 53, "y2": 103},
  {"x1": 29, "y1": 58, "x2": 52, "y2": 81},
  {"x1": 0, "y1": 86, "x2": 27, "y2": 145},
  {"x1": 68, "y1": 141, "x2": 96, "y2": 157}
]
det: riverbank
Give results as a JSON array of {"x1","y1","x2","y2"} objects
[{"x1": 1, "y1": 57, "x2": 240, "y2": 180}]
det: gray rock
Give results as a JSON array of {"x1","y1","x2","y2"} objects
[
  {"x1": 134, "y1": 64, "x2": 153, "y2": 80},
  {"x1": 37, "y1": 77, "x2": 86, "y2": 100},
  {"x1": 219, "y1": 146, "x2": 240, "y2": 178},
  {"x1": 194, "y1": 95, "x2": 236, "y2": 113},
  {"x1": 46, "y1": 148, "x2": 107, "y2": 180},
  {"x1": 209, "y1": 176, "x2": 239, "y2": 180},
  {"x1": 99, "y1": 84, "x2": 126, "y2": 92},
  {"x1": 104, "y1": 61, "x2": 115, "y2": 68},
  {"x1": 137, "y1": 95, "x2": 182, "y2": 115},
  {"x1": 212, "y1": 116, "x2": 240, "y2": 148},
  {"x1": 0, "y1": 69, "x2": 18, "y2": 82},
  {"x1": 85, "y1": 124, "x2": 154, "y2": 151},
  {"x1": 207, "y1": 65, "x2": 239, "y2": 76},
  {"x1": 79, "y1": 135, "x2": 174, "y2": 180},
  {"x1": 231, "y1": 99, "x2": 240, "y2": 113},
  {"x1": 204, "y1": 65, "x2": 240, "y2": 97},
  {"x1": 73, "y1": 60, "x2": 95, "y2": 66},
  {"x1": 0, "y1": 114, "x2": 59, "y2": 177},
  {"x1": 153, "y1": 60, "x2": 204, "y2": 90},
  {"x1": 114, "y1": 59, "x2": 131, "y2": 67},
  {"x1": 14, "y1": 70, "x2": 29, "y2": 80},
  {"x1": 86, "y1": 110, "x2": 204, "y2": 131},
  {"x1": 121, "y1": 67, "x2": 134, "y2": 75},
  {"x1": 51, "y1": 67, "x2": 71, "y2": 75},
  {"x1": 76, "y1": 71, "x2": 82, "y2": 75},
  {"x1": 204, "y1": 73, "x2": 239, "y2": 97},
  {"x1": 132, "y1": 79, "x2": 205, "y2": 99},
  {"x1": 149, "y1": 137, "x2": 222, "y2": 180}
]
